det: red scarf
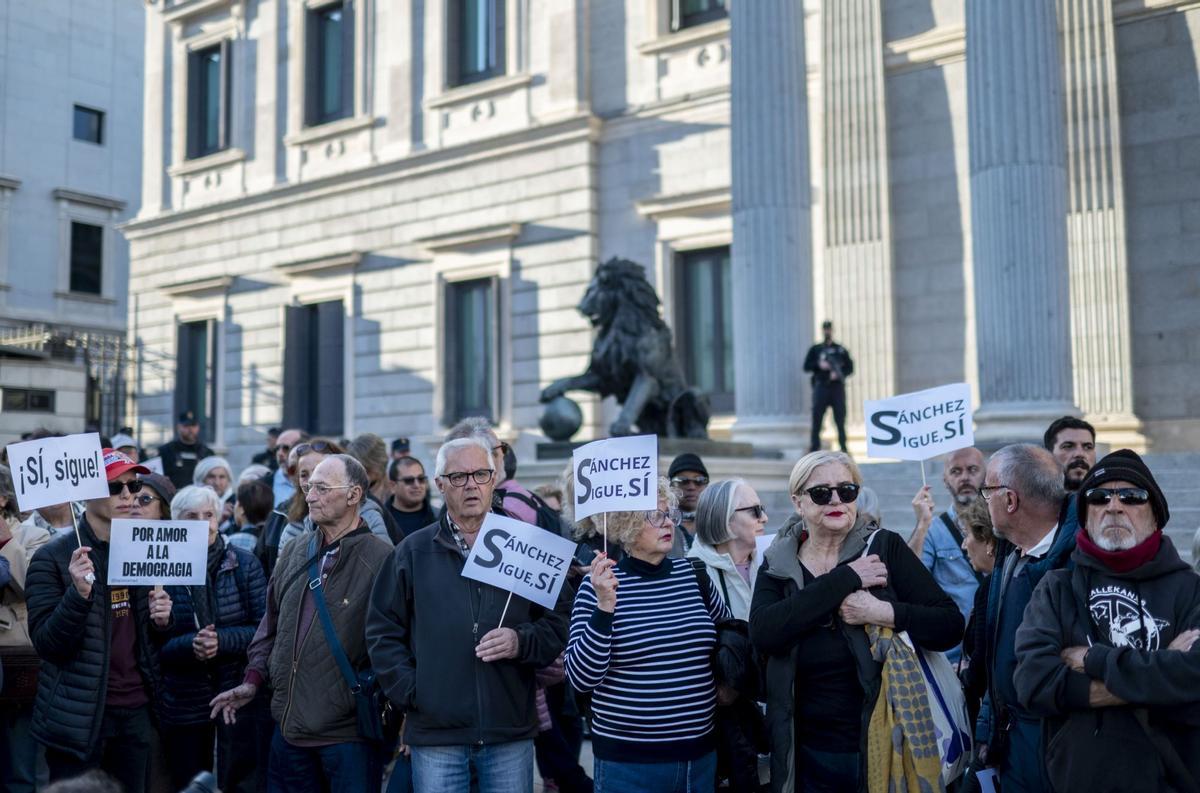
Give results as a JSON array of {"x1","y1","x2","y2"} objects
[{"x1": 1075, "y1": 527, "x2": 1161, "y2": 574}]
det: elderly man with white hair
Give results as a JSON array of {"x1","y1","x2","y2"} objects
[{"x1": 366, "y1": 437, "x2": 572, "y2": 793}]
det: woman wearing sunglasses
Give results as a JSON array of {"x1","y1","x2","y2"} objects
[
  {"x1": 750, "y1": 451, "x2": 964, "y2": 793},
  {"x1": 689, "y1": 480, "x2": 769, "y2": 621},
  {"x1": 565, "y1": 476, "x2": 732, "y2": 793}
]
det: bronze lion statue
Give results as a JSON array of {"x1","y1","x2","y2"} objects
[{"x1": 540, "y1": 257, "x2": 711, "y2": 439}]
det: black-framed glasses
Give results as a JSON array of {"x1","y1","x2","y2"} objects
[
  {"x1": 802, "y1": 483, "x2": 860, "y2": 506},
  {"x1": 492, "y1": 441, "x2": 512, "y2": 456},
  {"x1": 442, "y1": 469, "x2": 494, "y2": 487},
  {"x1": 108, "y1": 480, "x2": 145, "y2": 496},
  {"x1": 671, "y1": 476, "x2": 709, "y2": 487},
  {"x1": 734, "y1": 504, "x2": 767, "y2": 520},
  {"x1": 1084, "y1": 487, "x2": 1150, "y2": 507},
  {"x1": 398, "y1": 475, "x2": 428, "y2": 486},
  {"x1": 645, "y1": 508, "x2": 683, "y2": 527},
  {"x1": 979, "y1": 485, "x2": 1011, "y2": 502},
  {"x1": 295, "y1": 440, "x2": 336, "y2": 458},
  {"x1": 135, "y1": 493, "x2": 160, "y2": 507}
]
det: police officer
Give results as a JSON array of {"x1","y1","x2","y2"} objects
[
  {"x1": 156, "y1": 410, "x2": 214, "y2": 489},
  {"x1": 803, "y1": 320, "x2": 855, "y2": 453}
]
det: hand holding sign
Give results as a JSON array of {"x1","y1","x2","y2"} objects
[
  {"x1": 148, "y1": 589, "x2": 173, "y2": 628},
  {"x1": 592, "y1": 554, "x2": 618, "y2": 613},
  {"x1": 476, "y1": 628, "x2": 520, "y2": 663},
  {"x1": 69, "y1": 546, "x2": 96, "y2": 599}
]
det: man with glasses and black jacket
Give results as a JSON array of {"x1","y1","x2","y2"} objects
[
  {"x1": 366, "y1": 437, "x2": 572, "y2": 793},
  {"x1": 26, "y1": 449, "x2": 174, "y2": 793}
]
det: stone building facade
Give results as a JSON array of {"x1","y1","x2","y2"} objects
[
  {"x1": 124, "y1": 0, "x2": 1200, "y2": 466},
  {"x1": 0, "y1": 0, "x2": 144, "y2": 438}
]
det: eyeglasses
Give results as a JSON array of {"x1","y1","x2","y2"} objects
[
  {"x1": 801, "y1": 483, "x2": 860, "y2": 505},
  {"x1": 108, "y1": 480, "x2": 145, "y2": 496},
  {"x1": 441, "y1": 469, "x2": 494, "y2": 487},
  {"x1": 492, "y1": 441, "x2": 512, "y2": 456},
  {"x1": 397, "y1": 475, "x2": 427, "y2": 486},
  {"x1": 734, "y1": 504, "x2": 767, "y2": 520},
  {"x1": 135, "y1": 493, "x2": 160, "y2": 507},
  {"x1": 644, "y1": 508, "x2": 682, "y2": 527},
  {"x1": 301, "y1": 482, "x2": 356, "y2": 497},
  {"x1": 294, "y1": 440, "x2": 336, "y2": 458},
  {"x1": 671, "y1": 476, "x2": 709, "y2": 488},
  {"x1": 1084, "y1": 487, "x2": 1150, "y2": 507},
  {"x1": 979, "y1": 485, "x2": 1011, "y2": 502}
]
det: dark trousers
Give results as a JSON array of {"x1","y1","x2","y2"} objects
[
  {"x1": 218, "y1": 696, "x2": 272, "y2": 793},
  {"x1": 267, "y1": 727, "x2": 383, "y2": 793},
  {"x1": 162, "y1": 723, "x2": 215, "y2": 789},
  {"x1": 811, "y1": 382, "x2": 848, "y2": 452},
  {"x1": 45, "y1": 705, "x2": 152, "y2": 793},
  {"x1": 797, "y1": 745, "x2": 859, "y2": 793},
  {"x1": 535, "y1": 681, "x2": 592, "y2": 792},
  {"x1": 0, "y1": 703, "x2": 39, "y2": 793}
]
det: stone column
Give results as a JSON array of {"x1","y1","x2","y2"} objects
[
  {"x1": 819, "y1": 0, "x2": 894, "y2": 443},
  {"x1": 967, "y1": 0, "x2": 1077, "y2": 443},
  {"x1": 1060, "y1": 0, "x2": 1145, "y2": 448},
  {"x1": 730, "y1": 0, "x2": 814, "y2": 452}
]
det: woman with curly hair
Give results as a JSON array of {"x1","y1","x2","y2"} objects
[{"x1": 564, "y1": 475, "x2": 731, "y2": 793}]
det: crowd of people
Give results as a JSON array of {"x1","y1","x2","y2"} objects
[{"x1": 1, "y1": 412, "x2": 1199, "y2": 793}]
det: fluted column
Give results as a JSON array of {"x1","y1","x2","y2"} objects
[
  {"x1": 967, "y1": 0, "x2": 1077, "y2": 442},
  {"x1": 820, "y1": 0, "x2": 894, "y2": 440},
  {"x1": 1060, "y1": 0, "x2": 1145, "y2": 448},
  {"x1": 730, "y1": 0, "x2": 814, "y2": 452}
]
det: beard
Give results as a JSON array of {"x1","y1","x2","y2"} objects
[
  {"x1": 1093, "y1": 522, "x2": 1137, "y2": 551},
  {"x1": 1063, "y1": 461, "x2": 1090, "y2": 492},
  {"x1": 953, "y1": 487, "x2": 978, "y2": 507}
]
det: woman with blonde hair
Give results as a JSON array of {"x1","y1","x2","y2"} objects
[
  {"x1": 750, "y1": 451, "x2": 963, "y2": 793},
  {"x1": 564, "y1": 475, "x2": 731, "y2": 793}
]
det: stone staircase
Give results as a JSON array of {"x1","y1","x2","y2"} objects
[{"x1": 757, "y1": 453, "x2": 1200, "y2": 564}]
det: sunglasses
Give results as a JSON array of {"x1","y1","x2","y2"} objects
[
  {"x1": 492, "y1": 441, "x2": 512, "y2": 456},
  {"x1": 135, "y1": 493, "x2": 160, "y2": 507},
  {"x1": 1084, "y1": 487, "x2": 1150, "y2": 507},
  {"x1": 734, "y1": 504, "x2": 767, "y2": 520},
  {"x1": 397, "y1": 475, "x2": 427, "y2": 486},
  {"x1": 671, "y1": 476, "x2": 709, "y2": 487},
  {"x1": 801, "y1": 483, "x2": 860, "y2": 506},
  {"x1": 294, "y1": 440, "x2": 336, "y2": 458},
  {"x1": 109, "y1": 480, "x2": 145, "y2": 496}
]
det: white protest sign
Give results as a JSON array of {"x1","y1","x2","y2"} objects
[
  {"x1": 461, "y1": 513, "x2": 578, "y2": 610},
  {"x1": 864, "y1": 383, "x2": 974, "y2": 461},
  {"x1": 141, "y1": 457, "x2": 164, "y2": 475},
  {"x1": 571, "y1": 434, "x2": 658, "y2": 522},
  {"x1": 4, "y1": 433, "x2": 108, "y2": 512},
  {"x1": 107, "y1": 519, "x2": 209, "y2": 586}
]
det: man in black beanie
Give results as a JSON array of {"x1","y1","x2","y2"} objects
[
  {"x1": 668, "y1": 453, "x2": 709, "y2": 557},
  {"x1": 1015, "y1": 449, "x2": 1200, "y2": 793}
]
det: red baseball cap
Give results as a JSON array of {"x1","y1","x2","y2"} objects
[{"x1": 102, "y1": 448, "x2": 150, "y2": 480}]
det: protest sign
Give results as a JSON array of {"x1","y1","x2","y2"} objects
[
  {"x1": 141, "y1": 457, "x2": 164, "y2": 475},
  {"x1": 4, "y1": 433, "x2": 108, "y2": 512},
  {"x1": 462, "y1": 513, "x2": 578, "y2": 610},
  {"x1": 864, "y1": 383, "x2": 974, "y2": 462},
  {"x1": 571, "y1": 434, "x2": 658, "y2": 522},
  {"x1": 107, "y1": 519, "x2": 209, "y2": 586}
]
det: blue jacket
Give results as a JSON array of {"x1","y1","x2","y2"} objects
[{"x1": 158, "y1": 539, "x2": 267, "y2": 726}]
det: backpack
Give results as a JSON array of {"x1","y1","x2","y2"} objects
[{"x1": 498, "y1": 487, "x2": 571, "y2": 537}]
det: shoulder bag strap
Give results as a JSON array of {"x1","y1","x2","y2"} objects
[
  {"x1": 717, "y1": 569, "x2": 732, "y2": 607},
  {"x1": 940, "y1": 513, "x2": 984, "y2": 585},
  {"x1": 305, "y1": 533, "x2": 361, "y2": 694}
]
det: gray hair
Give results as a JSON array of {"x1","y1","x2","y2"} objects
[
  {"x1": 193, "y1": 456, "x2": 233, "y2": 488},
  {"x1": 318, "y1": 454, "x2": 371, "y2": 500},
  {"x1": 435, "y1": 437, "x2": 495, "y2": 476},
  {"x1": 238, "y1": 464, "x2": 271, "y2": 483},
  {"x1": 990, "y1": 443, "x2": 1065, "y2": 509},
  {"x1": 444, "y1": 417, "x2": 497, "y2": 444},
  {"x1": 171, "y1": 485, "x2": 223, "y2": 520},
  {"x1": 853, "y1": 486, "x2": 882, "y2": 530},
  {"x1": 695, "y1": 479, "x2": 745, "y2": 547}
]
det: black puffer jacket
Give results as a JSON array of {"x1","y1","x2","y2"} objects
[
  {"x1": 159, "y1": 538, "x2": 268, "y2": 726},
  {"x1": 26, "y1": 517, "x2": 169, "y2": 759}
]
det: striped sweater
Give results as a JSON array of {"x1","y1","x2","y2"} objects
[{"x1": 565, "y1": 555, "x2": 731, "y2": 762}]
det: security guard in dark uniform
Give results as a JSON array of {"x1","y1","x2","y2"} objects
[
  {"x1": 803, "y1": 320, "x2": 855, "y2": 453},
  {"x1": 156, "y1": 410, "x2": 214, "y2": 489}
]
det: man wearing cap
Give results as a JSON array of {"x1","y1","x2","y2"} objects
[
  {"x1": 803, "y1": 320, "x2": 854, "y2": 453},
  {"x1": 110, "y1": 433, "x2": 141, "y2": 464},
  {"x1": 1014, "y1": 450, "x2": 1200, "y2": 791},
  {"x1": 668, "y1": 453, "x2": 709, "y2": 557},
  {"x1": 158, "y1": 410, "x2": 214, "y2": 489},
  {"x1": 25, "y1": 450, "x2": 174, "y2": 793}
]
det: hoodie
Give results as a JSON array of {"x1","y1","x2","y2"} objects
[
  {"x1": 686, "y1": 537, "x2": 762, "y2": 621},
  {"x1": 1014, "y1": 536, "x2": 1200, "y2": 792}
]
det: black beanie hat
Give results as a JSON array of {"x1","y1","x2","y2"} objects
[
  {"x1": 668, "y1": 453, "x2": 708, "y2": 480},
  {"x1": 1076, "y1": 449, "x2": 1169, "y2": 530}
]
